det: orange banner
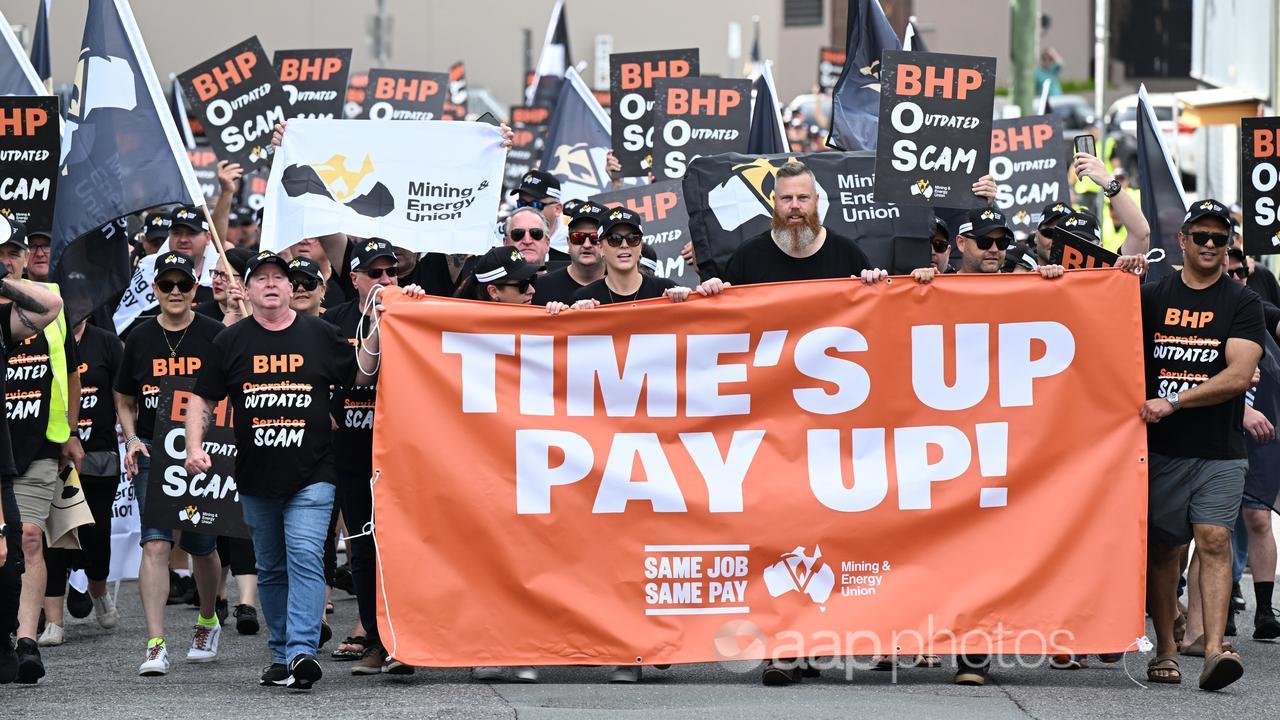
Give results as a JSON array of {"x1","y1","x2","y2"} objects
[{"x1": 371, "y1": 270, "x2": 1148, "y2": 667}]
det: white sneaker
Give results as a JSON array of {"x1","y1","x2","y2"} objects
[
  {"x1": 37, "y1": 623, "x2": 64, "y2": 647},
  {"x1": 608, "y1": 665, "x2": 641, "y2": 683},
  {"x1": 186, "y1": 623, "x2": 220, "y2": 662},
  {"x1": 471, "y1": 666, "x2": 505, "y2": 681},
  {"x1": 139, "y1": 643, "x2": 170, "y2": 676},
  {"x1": 513, "y1": 666, "x2": 539, "y2": 683},
  {"x1": 92, "y1": 593, "x2": 119, "y2": 630}
]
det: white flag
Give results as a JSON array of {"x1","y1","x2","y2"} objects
[{"x1": 260, "y1": 119, "x2": 505, "y2": 254}]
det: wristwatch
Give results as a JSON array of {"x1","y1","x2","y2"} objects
[
  {"x1": 1167, "y1": 390, "x2": 1181, "y2": 411},
  {"x1": 1103, "y1": 178, "x2": 1122, "y2": 198},
  {"x1": 0, "y1": 523, "x2": 6, "y2": 539}
]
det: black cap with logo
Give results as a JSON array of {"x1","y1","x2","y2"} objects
[
  {"x1": 562, "y1": 198, "x2": 586, "y2": 218},
  {"x1": 1053, "y1": 211, "x2": 1103, "y2": 245},
  {"x1": 508, "y1": 170, "x2": 562, "y2": 201},
  {"x1": 1037, "y1": 201, "x2": 1073, "y2": 230},
  {"x1": 155, "y1": 251, "x2": 198, "y2": 281},
  {"x1": 474, "y1": 246, "x2": 539, "y2": 285},
  {"x1": 957, "y1": 207, "x2": 1012, "y2": 242},
  {"x1": 230, "y1": 206, "x2": 257, "y2": 227},
  {"x1": 1183, "y1": 198, "x2": 1233, "y2": 229},
  {"x1": 0, "y1": 215, "x2": 27, "y2": 249},
  {"x1": 349, "y1": 238, "x2": 397, "y2": 271},
  {"x1": 287, "y1": 256, "x2": 324, "y2": 283},
  {"x1": 144, "y1": 212, "x2": 174, "y2": 241},
  {"x1": 170, "y1": 205, "x2": 209, "y2": 233},
  {"x1": 244, "y1": 250, "x2": 291, "y2": 281},
  {"x1": 601, "y1": 207, "x2": 644, "y2": 237},
  {"x1": 569, "y1": 201, "x2": 608, "y2": 229}
]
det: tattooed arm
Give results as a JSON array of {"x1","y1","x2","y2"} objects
[
  {"x1": 183, "y1": 395, "x2": 215, "y2": 474},
  {"x1": 0, "y1": 272, "x2": 63, "y2": 342}
]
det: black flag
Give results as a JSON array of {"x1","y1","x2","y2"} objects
[
  {"x1": 827, "y1": 0, "x2": 901, "y2": 151},
  {"x1": 1135, "y1": 84, "x2": 1188, "y2": 284}
]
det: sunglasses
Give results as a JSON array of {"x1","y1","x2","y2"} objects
[
  {"x1": 568, "y1": 230, "x2": 600, "y2": 245},
  {"x1": 931, "y1": 238, "x2": 951, "y2": 253},
  {"x1": 292, "y1": 277, "x2": 321, "y2": 291},
  {"x1": 498, "y1": 279, "x2": 533, "y2": 293},
  {"x1": 1229, "y1": 266, "x2": 1249, "y2": 280},
  {"x1": 517, "y1": 198, "x2": 552, "y2": 211},
  {"x1": 355, "y1": 265, "x2": 400, "y2": 279},
  {"x1": 605, "y1": 233, "x2": 643, "y2": 248},
  {"x1": 962, "y1": 234, "x2": 1006, "y2": 251},
  {"x1": 156, "y1": 278, "x2": 196, "y2": 294},
  {"x1": 1187, "y1": 231, "x2": 1230, "y2": 248},
  {"x1": 509, "y1": 228, "x2": 545, "y2": 242}
]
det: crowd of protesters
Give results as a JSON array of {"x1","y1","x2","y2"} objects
[{"x1": 0, "y1": 105, "x2": 1272, "y2": 698}]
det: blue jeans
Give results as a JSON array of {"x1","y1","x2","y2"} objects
[{"x1": 240, "y1": 481, "x2": 335, "y2": 665}]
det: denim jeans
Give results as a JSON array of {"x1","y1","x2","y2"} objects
[{"x1": 240, "y1": 481, "x2": 335, "y2": 665}]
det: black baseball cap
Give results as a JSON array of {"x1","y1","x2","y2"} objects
[
  {"x1": 562, "y1": 198, "x2": 586, "y2": 218},
  {"x1": 957, "y1": 207, "x2": 1012, "y2": 241},
  {"x1": 601, "y1": 207, "x2": 644, "y2": 236},
  {"x1": 639, "y1": 243, "x2": 659, "y2": 273},
  {"x1": 929, "y1": 214, "x2": 950, "y2": 239},
  {"x1": 474, "y1": 246, "x2": 539, "y2": 285},
  {"x1": 144, "y1": 212, "x2": 174, "y2": 241},
  {"x1": 287, "y1": 256, "x2": 324, "y2": 282},
  {"x1": 154, "y1": 251, "x2": 198, "y2": 281},
  {"x1": 1183, "y1": 199, "x2": 1233, "y2": 230},
  {"x1": 568, "y1": 201, "x2": 607, "y2": 229},
  {"x1": 349, "y1": 238, "x2": 397, "y2": 271},
  {"x1": 1052, "y1": 211, "x2": 1103, "y2": 245},
  {"x1": 230, "y1": 207, "x2": 256, "y2": 227},
  {"x1": 1002, "y1": 242, "x2": 1039, "y2": 272},
  {"x1": 170, "y1": 205, "x2": 208, "y2": 233},
  {"x1": 509, "y1": 170, "x2": 561, "y2": 201},
  {"x1": 244, "y1": 250, "x2": 291, "y2": 281},
  {"x1": 1228, "y1": 246, "x2": 1246, "y2": 264},
  {"x1": 1037, "y1": 201, "x2": 1073, "y2": 230},
  {"x1": 0, "y1": 215, "x2": 27, "y2": 249}
]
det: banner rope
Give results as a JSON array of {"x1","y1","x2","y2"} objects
[
  {"x1": 1119, "y1": 635, "x2": 1155, "y2": 688},
  {"x1": 356, "y1": 284, "x2": 385, "y2": 377},
  {"x1": 349, "y1": 468, "x2": 401, "y2": 658}
]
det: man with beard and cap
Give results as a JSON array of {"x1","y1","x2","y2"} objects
[
  {"x1": 509, "y1": 170, "x2": 570, "y2": 262},
  {"x1": 721, "y1": 161, "x2": 883, "y2": 289},
  {"x1": 532, "y1": 201, "x2": 608, "y2": 306},
  {"x1": 906, "y1": 206, "x2": 1065, "y2": 687}
]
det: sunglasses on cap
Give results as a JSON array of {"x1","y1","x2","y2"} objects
[
  {"x1": 497, "y1": 279, "x2": 533, "y2": 293},
  {"x1": 355, "y1": 265, "x2": 400, "y2": 279},
  {"x1": 930, "y1": 238, "x2": 950, "y2": 253},
  {"x1": 1229, "y1": 266, "x2": 1249, "y2": 280},
  {"x1": 961, "y1": 234, "x2": 1006, "y2": 251},
  {"x1": 292, "y1": 277, "x2": 321, "y2": 292},
  {"x1": 605, "y1": 233, "x2": 643, "y2": 248},
  {"x1": 516, "y1": 198, "x2": 553, "y2": 211},
  {"x1": 509, "y1": 227, "x2": 545, "y2": 242},
  {"x1": 569, "y1": 230, "x2": 600, "y2": 245},
  {"x1": 156, "y1": 278, "x2": 196, "y2": 294},
  {"x1": 1186, "y1": 230, "x2": 1230, "y2": 248}
]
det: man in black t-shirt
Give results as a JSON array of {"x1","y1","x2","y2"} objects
[
  {"x1": 187, "y1": 251, "x2": 414, "y2": 690},
  {"x1": 114, "y1": 251, "x2": 225, "y2": 678},
  {"x1": 722, "y1": 161, "x2": 880, "y2": 287},
  {"x1": 1136, "y1": 199, "x2": 1263, "y2": 691},
  {"x1": 0, "y1": 216, "x2": 67, "y2": 685},
  {"x1": 532, "y1": 201, "x2": 608, "y2": 306}
]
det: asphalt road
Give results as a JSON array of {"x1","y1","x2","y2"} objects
[{"x1": 5, "y1": 581, "x2": 1280, "y2": 719}]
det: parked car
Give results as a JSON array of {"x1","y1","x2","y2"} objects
[{"x1": 1105, "y1": 92, "x2": 1199, "y2": 186}]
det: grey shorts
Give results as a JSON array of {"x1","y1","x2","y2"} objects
[
  {"x1": 12, "y1": 458, "x2": 60, "y2": 532},
  {"x1": 1148, "y1": 452, "x2": 1247, "y2": 545}
]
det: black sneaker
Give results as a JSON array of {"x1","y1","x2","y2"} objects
[
  {"x1": 260, "y1": 663, "x2": 289, "y2": 687},
  {"x1": 1254, "y1": 609, "x2": 1280, "y2": 640},
  {"x1": 234, "y1": 604, "x2": 260, "y2": 635},
  {"x1": 0, "y1": 638, "x2": 17, "y2": 684},
  {"x1": 320, "y1": 622, "x2": 333, "y2": 648},
  {"x1": 167, "y1": 571, "x2": 185, "y2": 605},
  {"x1": 287, "y1": 654, "x2": 323, "y2": 690},
  {"x1": 182, "y1": 575, "x2": 199, "y2": 606},
  {"x1": 954, "y1": 655, "x2": 990, "y2": 686},
  {"x1": 215, "y1": 597, "x2": 229, "y2": 626},
  {"x1": 67, "y1": 587, "x2": 93, "y2": 619},
  {"x1": 1231, "y1": 582, "x2": 1246, "y2": 612},
  {"x1": 15, "y1": 639, "x2": 45, "y2": 684},
  {"x1": 761, "y1": 661, "x2": 802, "y2": 686},
  {"x1": 1226, "y1": 611, "x2": 1238, "y2": 637}
]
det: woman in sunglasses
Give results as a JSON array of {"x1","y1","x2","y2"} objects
[
  {"x1": 287, "y1": 257, "x2": 327, "y2": 317},
  {"x1": 455, "y1": 247, "x2": 569, "y2": 317},
  {"x1": 571, "y1": 208, "x2": 692, "y2": 308}
]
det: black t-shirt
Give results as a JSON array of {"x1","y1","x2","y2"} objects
[
  {"x1": 76, "y1": 324, "x2": 123, "y2": 452},
  {"x1": 1141, "y1": 273, "x2": 1267, "y2": 459},
  {"x1": 0, "y1": 304, "x2": 14, "y2": 476},
  {"x1": 6, "y1": 316, "x2": 77, "y2": 475},
  {"x1": 723, "y1": 230, "x2": 871, "y2": 286},
  {"x1": 1248, "y1": 268, "x2": 1280, "y2": 307},
  {"x1": 323, "y1": 300, "x2": 373, "y2": 479},
  {"x1": 194, "y1": 299, "x2": 224, "y2": 323},
  {"x1": 115, "y1": 313, "x2": 224, "y2": 441},
  {"x1": 403, "y1": 252, "x2": 457, "y2": 297},
  {"x1": 573, "y1": 275, "x2": 676, "y2": 305},
  {"x1": 533, "y1": 267, "x2": 588, "y2": 306},
  {"x1": 194, "y1": 314, "x2": 356, "y2": 498}
]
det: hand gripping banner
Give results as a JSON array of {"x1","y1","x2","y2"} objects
[{"x1": 371, "y1": 270, "x2": 1148, "y2": 666}]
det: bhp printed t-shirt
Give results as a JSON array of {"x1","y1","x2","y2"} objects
[
  {"x1": 7, "y1": 317, "x2": 77, "y2": 475},
  {"x1": 194, "y1": 313, "x2": 356, "y2": 498},
  {"x1": 115, "y1": 314, "x2": 223, "y2": 441},
  {"x1": 1141, "y1": 273, "x2": 1266, "y2": 460},
  {"x1": 323, "y1": 300, "x2": 374, "y2": 479},
  {"x1": 75, "y1": 324, "x2": 123, "y2": 452}
]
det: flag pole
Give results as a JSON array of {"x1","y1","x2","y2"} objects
[{"x1": 198, "y1": 203, "x2": 248, "y2": 318}]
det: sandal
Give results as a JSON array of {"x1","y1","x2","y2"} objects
[
  {"x1": 1050, "y1": 654, "x2": 1088, "y2": 670},
  {"x1": 331, "y1": 635, "x2": 368, "y2": 661},
  {"x1": 1147, "y1": 656, "x2": 1182, "y2": 684},
  {"x1": 1179, "y1": 636, "x2": 1234, "y2": 658},
  {"x1": 1173, "y1": 603, "x2": 1187, "y2": 645},
  {"x1": 912, "y1": 655, "x2": 942, "y2": 668},
  {"x1": 1198, "y1": 650, "x2": 1244, "y2": 691}
]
